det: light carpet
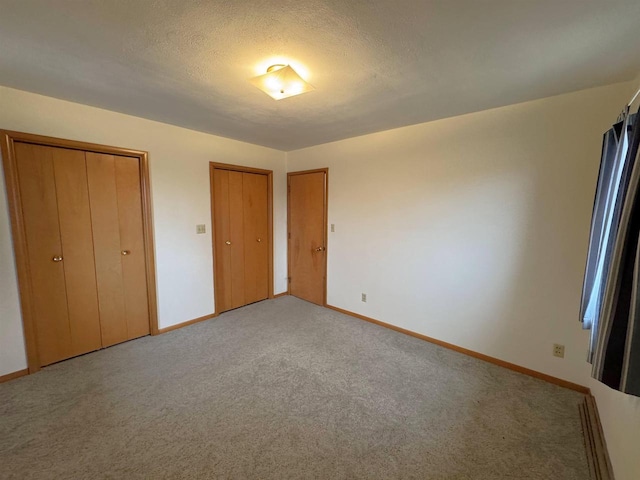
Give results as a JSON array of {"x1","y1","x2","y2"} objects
[{"x1": 0, "y1": 296, "x2": 589, "y2": 479}]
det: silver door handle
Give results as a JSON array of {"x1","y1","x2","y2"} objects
[
  {"x1": 315, "y1": 246, "x2": 325, "y2": 252},
  {"x1": 121, "y1": 250, "x2": 131, "y2": 256},
  {"x1": 257, "y1": 238, "x2": 262, "y2": 243},
  {"x1": 52, "y1": 256, "x2": 63, "y2": 262},
  {"x1": 225, "y1": 241, "x2": 232, "y2": 245}
]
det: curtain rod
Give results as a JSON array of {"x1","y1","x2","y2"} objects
[{"x1": 629, "y1": 86, "x2": 640, "y2": 107}]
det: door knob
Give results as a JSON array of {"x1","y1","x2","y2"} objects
[
  {"x1": 121, "y1": 250, "x2": 131, "y2": 256},
  {"x1": 257, "y1": 238, "x2": 262, "y2": 243},
  {"x1": 52, "y1": 256, "x2": 63, "y2": 262},
  {"x1": 315, "y1": 246, "x2": 325, "y2": 252},
  {"x1": 225, "y1": 241, "x2": 232, "y2": 245}
]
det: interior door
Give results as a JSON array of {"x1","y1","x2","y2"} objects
[
  {"x1": 228, "y1": 170, "x2": 246, "y2": 309},
  {"x1": 212, "y1": 167, "x2": 271, "y2": 313},
  {"x1": 243, "y1": 172, "x2": 269, "y2": 304},
  {"x1": 15, "y1": 143, "x2": 102, "y2": 366},
  {"x1": 87, "y1": 152, "x2": 150, "y2": 346},
  {"x1": 4, "y1": 131, "x2": 157, "y2": 373},
  {"x1": 288, "y1": 170, "x2": 327, "y2": 305},
  {"x1": 114, "y1": 156, "x2": 150, "y2": 339},
  {"x1": 213, "y1": 169, "x2": 233, "y2": 312},
  {"x1": 52, "y1": 147, "x2": 103, "y2": 357},
  {"x1": 212, "y1": 168, "x2": 247, "y2": 311}
]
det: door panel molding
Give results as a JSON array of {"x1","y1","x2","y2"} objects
[
  {"x1": 209, "y1": 162, "x2": 274, "y2": 315},
  {"x1": 0, "y1": 130, "x2": 159, "y2": 374},
  {"x1": 287, "y1": 168, "x2": 328, "y2": 306}
]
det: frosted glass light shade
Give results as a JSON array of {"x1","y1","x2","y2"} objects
[{"x1": 250, "y1": 65, "x2": 315, "y2": 100}]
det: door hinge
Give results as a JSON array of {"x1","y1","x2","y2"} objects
[
  {"x1": 288, "y1": 277, "x2": 292, "y2": 283},
  {"x1": 288, "y1": 232, "x2": 291, "y2": 239}
]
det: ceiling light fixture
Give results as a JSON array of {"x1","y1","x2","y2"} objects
[{"x1": 250, "y1": 64, "x2": 315, "y2": 100}]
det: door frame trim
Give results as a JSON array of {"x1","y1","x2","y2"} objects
[
  {"x1": 209, "y1": 162, "x2": 274, "y2": 315},
  {"x1": 287, "y1": 168, "x2": 329, "y2": 306},
  {"x1": 0, "y1": 130, "x2": 159, "y2": 373}
]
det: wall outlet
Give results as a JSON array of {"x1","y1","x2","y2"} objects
[
  {"x1": 331, "y1": 224, "x2": 335, "y2": 232},
  {"x1": 361, "y1": 293, "x2": 367, "y2": 302},
  {"x1": 196, "y1": 224, "x2": 206, "y2": 234},
  {"x1": 553, "y1": 344, "x2": 565, "y2": 358}
]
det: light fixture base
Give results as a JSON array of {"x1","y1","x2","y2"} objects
[{"x1": 266, "y1": 64, "x2": 286, "y2": 73}]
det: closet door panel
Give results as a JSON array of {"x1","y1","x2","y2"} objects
[
  {"x1": 52, "y1": 148, "x2": 102, "y2": 356},
  {"x1": 15, "y1": 143, "x2": 72, "y2": 366},
  {"x1": 86, "y1": 152, "x2": 128, "y2": 347},
  {"x1": 115, "y1": 156, "x2": 150, "y2": 339},
  {"x1": 228, "y1": 170, "x2": 245, "y2": 309},
  {"x1": 242, "y1": 172, "x2": 269, "y2": 304},
  {"x1": 213, "y1": 169, "x2": 232, "y2": 312}
]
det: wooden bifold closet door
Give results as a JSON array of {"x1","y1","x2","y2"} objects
[
  {"x1": 86, "y1": 152, "x2": 150, "y2": 347},
  {"x1": 16, "y1": 143, "x2": 102, "y2": 366},
  {"x1": 13, "y1": 142, "x2": 150, "y2": 367},
  {"x1": 213, "y1": 168, "x2": 269, "y2": 313}
]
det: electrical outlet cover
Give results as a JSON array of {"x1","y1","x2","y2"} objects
[{"x1": 553, "y1": 344, "x2": 565, "y2": 358}]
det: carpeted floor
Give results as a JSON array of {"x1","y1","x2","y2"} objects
[{"x1": 0, "y1": 296, "x2": 589, "y2": 479}]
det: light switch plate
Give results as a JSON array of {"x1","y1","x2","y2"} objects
[
  {"x1": 331, "y1": 224, "x2": 335, "y2": 232},
  {"x1": 196, "y1": 224, "x2": 206, "y2": 234}
]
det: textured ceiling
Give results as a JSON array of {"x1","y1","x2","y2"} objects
[{"x1": 1, "y1": 0, "x2": 640, "y2": 151}]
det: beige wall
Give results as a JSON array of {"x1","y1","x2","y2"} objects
[
  {"x1": 0, "y1": 86, "x2": 288, "y2": 376},
  {"x1": 287, "y1": 81, "x2": 639, "y2": 480}
]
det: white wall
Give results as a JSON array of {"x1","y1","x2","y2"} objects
[
  {"x1": 589, "y1": 381, "x2": 640, "y2": 480},
  {"x1": 287, "y1": 81, "x2": 639, "y2": 479},
  {"x1": 0, "y1": 86, "x2": 287, "y2": 376},
  {"x1": 0, "y1": 159, "x2": 26, "y2": 374}
]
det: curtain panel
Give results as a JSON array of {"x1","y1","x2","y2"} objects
[{"x1": 581, "y1": 109, "x2": 640, "y2": 396}]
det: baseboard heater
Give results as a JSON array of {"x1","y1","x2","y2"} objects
[{"x1": 579, "y1": 395, "x2": 614, "y2": 480}]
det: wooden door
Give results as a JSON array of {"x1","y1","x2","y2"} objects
[
  {"x1": 228, "y1": 171, "x2": 246, "y2": 309},
  {"x1": 211, "y1": 166, "x2": 272, "y2": 313},
  {"x1": 15, "y1": 143, "x2": 102, "y2": 366},
  {"x1": 212, "y1": 168, "x2": 246, "y2": 312},
  {"x1": 114, "y1": 157, "x2": 150, "y2": 339},
  {"x1": 213, "y1": 169, "x2": 233, "y2": 312},
  {"x1": 243, "y1": 172, "x2": 269, "y2": 304},
  {"x1": 52, "y1": 148, "x2": 103, "y2": 357},
  {"x1": 87, "y1": 152, "x2": 150, "y2": 346},
  {"x1": 2, "y1": 130, "x2": 158, "y2": 373},
  {"x1": 288, "y1": 170, "x2": 327, "y2": 305}
]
